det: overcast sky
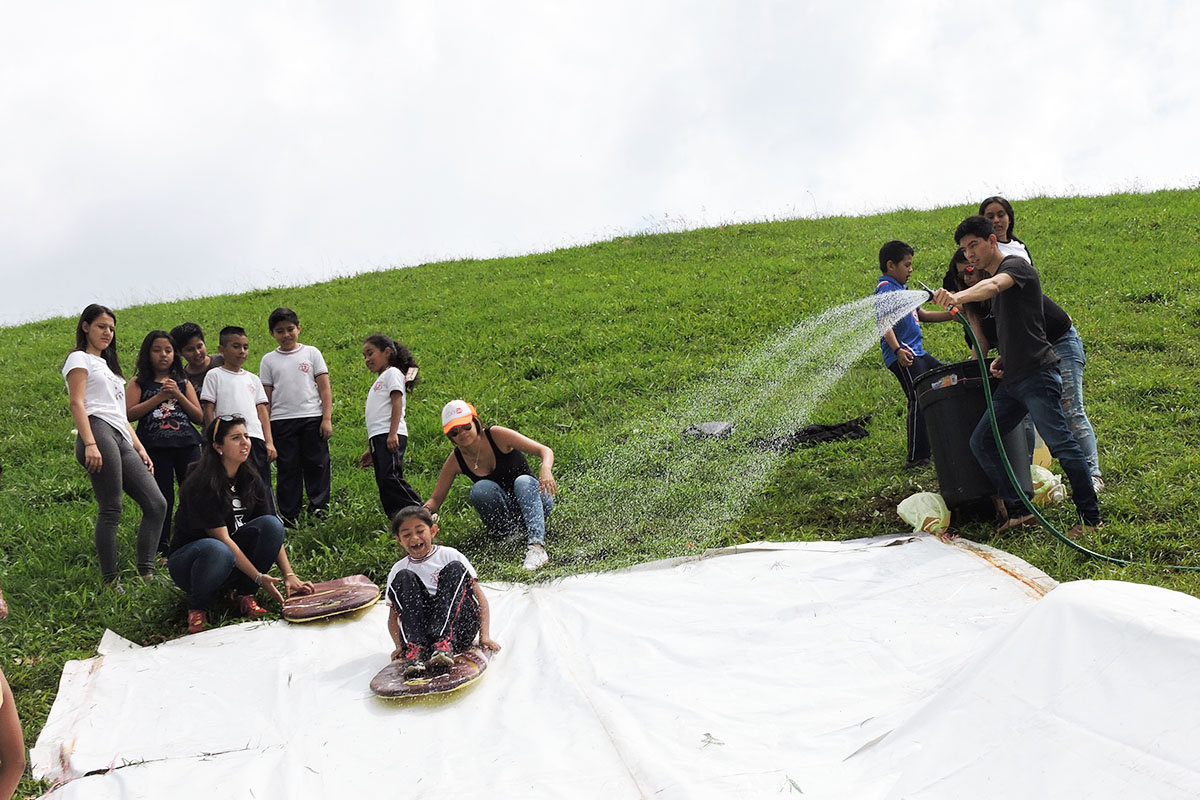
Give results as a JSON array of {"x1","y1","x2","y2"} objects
[{"x1": 2, "y1": 1, "x2": 1197, "y2": 327}]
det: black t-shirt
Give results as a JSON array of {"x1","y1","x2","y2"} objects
[
  {"x1": 171, "y1": 468, "x2": 271, "y2": 551},
  {"x1": 992, "y1": 255, "x2": 1058, "y2": 384},
  {"x1": 978, "y1": 293, "x2": 1071, "y2": 351}
]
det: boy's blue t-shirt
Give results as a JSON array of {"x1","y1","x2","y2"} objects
[{"x1": 875, "y1": 275, "x2": 926, "y2": 367}]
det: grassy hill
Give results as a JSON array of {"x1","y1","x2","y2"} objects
[{"x1": 2, "y1": 188, "x2": 1199, "y2": 792}]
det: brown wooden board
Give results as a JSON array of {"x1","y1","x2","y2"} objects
[
  {"x1": 282, "y1": 574, "x2": 380, "y2": 622},
  {"x1": 371, "y1": 646, "x2": 494, "y2": 698}
]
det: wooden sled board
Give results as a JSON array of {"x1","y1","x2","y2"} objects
[
  {"x1": 371, "y1": 646, "x2": 494, "y2": 698},
  {"x1": 282, "y1": 574, "x2": 380, "y2": 622}
]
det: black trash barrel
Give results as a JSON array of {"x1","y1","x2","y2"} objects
[{"x1": 914, "y1": 359, "x2": 1033, "y2": 507}]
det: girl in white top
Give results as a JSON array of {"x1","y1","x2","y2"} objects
[
  {"x1": 979, "y1": 196, "x2": 1033, "y2": 264},
  {"x1": 359, "y1": 334, "x2": 423, "y2": 519},
  {"x1": 63, "y1": 304, "x2": 166, "y2": 585}
]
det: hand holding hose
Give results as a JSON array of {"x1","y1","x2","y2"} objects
[{"x1": 931, "y1": 287, "x2": 960, "y2": 314}]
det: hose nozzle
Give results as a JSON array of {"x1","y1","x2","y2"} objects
[{"x1": 915, "y1": 280, "x2": 935, "y2": 302}]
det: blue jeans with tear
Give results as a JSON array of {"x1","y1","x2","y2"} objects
[{"x1": 468, "y1": 475, "x2": 554, "y2": 545}]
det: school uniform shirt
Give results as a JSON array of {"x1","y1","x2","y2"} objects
[
  {"x1": 200, "y1": 367, "x2": 269, "y2": 440},
  {"x1": 184, "y1": 353, "x2": 224, "y2": 397},
  {"x1": 171, "y1": 469, "x2": 273, "y2": 551},
  {"x1": 62, "y1": 351, "x2": 132, "y2": 443},
  {"x1": 365, "y1": 366, "x2": 408, "y2": 438},
  {"x1": 260, "y1": 344, "x2": 329, "y2": 421},
  {"x1": 386, "y1": 545, "x2": 477, "y2": 602},
  {"x1": 874, "y1": 275, "x2": 927, "y2": 368}
]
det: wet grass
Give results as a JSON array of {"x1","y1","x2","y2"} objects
[{"x1": 3, "y1": 187, "x2": 1200, "y2": 794}]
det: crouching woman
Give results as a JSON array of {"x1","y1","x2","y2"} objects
[{"x1": 167, "y1": 415, "x2": 313, "y2": 633}]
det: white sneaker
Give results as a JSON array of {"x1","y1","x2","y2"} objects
[
  {"x1": 1092, "y1": 476, "x2": 1105, "y2": 494},
  {"x1": 522, "y1": 543, "x2": 548, "y2": 571}
]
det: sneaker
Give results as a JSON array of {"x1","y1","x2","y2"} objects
[
  {"x1": 139, "y1": 571, "x2": 156, "y2": 584},
  {"x1": 398, "y1": 642, "x2": 426, "y2": 678},
  {"x1": 237, "y1": 594, "x2": 269, "y2": 619},
  {"x1": 187, "y1": 610, "x2": 208, "y2": 635},
  {"x1": 426, "y1": 637, "x2": 455, "y2": 670},
  {"x1": 523, "y1": 543, "x2": 549, "y2": 571},
  {"x1": 1092, "y1": 476, "x2": 1105, "y2": 494}
]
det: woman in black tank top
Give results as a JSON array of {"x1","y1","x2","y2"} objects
[{"x1": 424, "y1": 401, "x2": 558, "y2": 571}]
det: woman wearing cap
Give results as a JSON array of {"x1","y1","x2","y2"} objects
[{"x1": 423, "y1": 401, "x2": 557, "y2": 571}]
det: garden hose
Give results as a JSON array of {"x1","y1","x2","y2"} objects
[{"x1": 916, "y1": 281, "x2": 1200, "y2": 572}]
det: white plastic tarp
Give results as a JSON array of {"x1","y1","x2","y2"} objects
[{"x1": 30, "y1": 536, "x2": 1200, "y2": 798}]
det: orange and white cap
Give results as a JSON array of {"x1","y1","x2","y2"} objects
[{"x1": 441, "y1": 400, "x2": 477, "y2": 433}]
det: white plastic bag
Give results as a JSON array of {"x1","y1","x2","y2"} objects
[
  {"x1": 897, "y1": 492, "x2": 950, "y2": 534},
  {"x1": 1031, "y1": 464, "x2": 1066, "y2": 506}
]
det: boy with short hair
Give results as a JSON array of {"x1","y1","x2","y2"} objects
[
  {"x1": 386, "y1": 506, "x2": 500, "y2": 678},
  {"x1": 933, "y1": 216, "x2": 1101, "y2": 537},
  {"x1": 170, "y1": 322, "x2": 224, "y2": 396},
  {"x1": 259, "y1": 307, "x2": 333, "y2": 526},
  {"x1": 200, "y1": 326, "x2": 277, "y2": 512},
  {"x1": 874, "y1": 240, "x2": 948, "y2": 468}
]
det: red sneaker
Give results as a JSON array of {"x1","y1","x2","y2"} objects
[
  {"x1": 187, "y1": 610, "x2": 207, "y2": 634},
  {"x1": 426, "y1": 636, "x2": 455, "y2": 670},
  {"x1": 398, "y1": 642, "x2": 426, "y2": 678},
  {"x1": 237, "y1": 594, "x2": 269, "y2": 619}
]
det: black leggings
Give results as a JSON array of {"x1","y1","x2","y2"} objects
[
  {"x1": 75, "y1": 418, "x2": 167, "y2": 580},
  {"x1": 145, "y1": 445, "x2": 200, "y2": 556}
]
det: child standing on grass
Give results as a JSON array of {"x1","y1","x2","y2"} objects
[
  {"x1": 126, "y1": 330, "x2": 204, "y2": 557},
  {"x1": 360, "y1": 334, "x2": 422, "y2": 518},
  {"x1": 874, "y1": 240, "x2": 951, "y2": 469},
  {"x1": 170, "y1": 322, "x2": 224, "y2": 396},
  {"x1": 386, "y1": 506, "x2": 499, "y2": 678},
  {"x1": 260, "y1": 308, "x2": 332, "y2": 527},
  {"x1": 200, "y1": 326, "x2": 277, "y2": 514},
  {"x1": 63, "y1": 304, "x2": 167, "y2": 586}
]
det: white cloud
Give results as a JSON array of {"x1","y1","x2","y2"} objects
[{"x1": 2, "y1": 1, "x2": 1198, "y2": 325}]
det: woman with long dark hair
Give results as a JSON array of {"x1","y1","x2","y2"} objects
[
  {"x1": 63, "y1": 304, "x2": 166, "y2": 586},
  {"x1": 168, "y1": 414, "x2": 313, "y2": 634}
]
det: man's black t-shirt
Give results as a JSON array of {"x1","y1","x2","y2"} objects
[{"x1": 992, "y1": 255, "x2": 1058, "y2": 384}]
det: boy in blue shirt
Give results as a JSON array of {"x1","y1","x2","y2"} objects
[{"x1": 874, "y1": 240, "x2": 948, "y2": 468}]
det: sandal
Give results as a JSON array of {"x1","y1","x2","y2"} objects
[
  {"x1": 995, "y1": 514, "x2": 1036, "y2": 534},
  {"x1": 1066, "y1": 521, "x2": 1104, "y2": 540}
]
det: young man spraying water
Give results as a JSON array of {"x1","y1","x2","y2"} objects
[{"x1": 933, "y1": 216, "x2": 1101, "y2": 537}]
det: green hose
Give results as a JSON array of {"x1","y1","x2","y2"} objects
[{"x1": 924, "y1": 286, "x2": 1199, "y2": 572}]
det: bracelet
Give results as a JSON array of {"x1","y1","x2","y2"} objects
[
  {"x1": 285, "y1": 572, "x2": 296, "y2": 578},
  {"x1": 85, "y1": 442, "x2": 98, "y2": 448},
  {"x1": 253, "y1": 572, "x2": 262, "y2": 586}
]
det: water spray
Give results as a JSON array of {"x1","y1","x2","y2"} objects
[{"x1": 916, "y1": 279, "x2": 1200, "y2": 572}]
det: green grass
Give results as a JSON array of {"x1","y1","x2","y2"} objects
[{"x1": 3, "y1": 188, "x2": 1200, "y2": 794}]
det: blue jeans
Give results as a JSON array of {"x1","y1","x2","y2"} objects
[
  {"x1": 1053, "y1": 327, "x2": 1100, "y2": 477},
  {"x1": 167, "y1": 515, "x2": 285, "y2": 610},
  {"x1": 468, "y1": 475, "x2": 554, "y2": 545},
  {"x1": 970, "y1": 367, "x2": 1100, "y2": 524},
  {"x1": 1022, "y1": 327, "x2": 1101, "y2": 479}
]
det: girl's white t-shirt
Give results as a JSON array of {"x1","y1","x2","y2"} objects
[
  {"x1": 365, "y1": 366, "x2": 407, "y2": 438},
  {"x1": 997, "y1": 239, "x2": 1032, "y2": 264},
  {"x1": 62, "y1": 351, "x2": 132, "y2": 443}
]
